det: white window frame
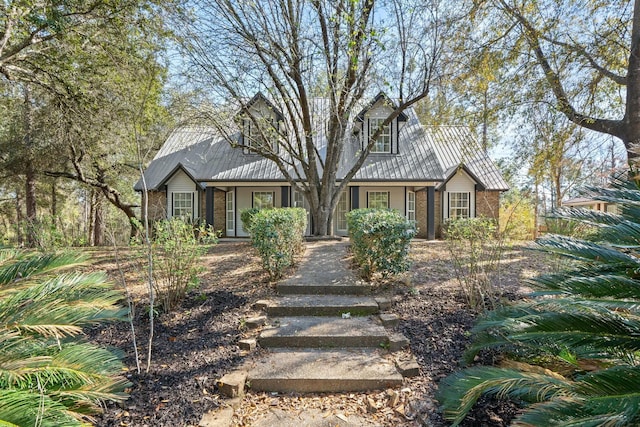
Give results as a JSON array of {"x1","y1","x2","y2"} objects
[
  {"x1": 337, "y1": 191, "x2": 349, "y2": 231},
  {"x1": 406, "y1": 191, "x2": 416, "y2": 223},
  {"x1": 226, "y1": 190, "x2": 235, "y2": 235},
  {"x1": 172, "y1": 192, "x2": 194, "y2": 219},
  {"x1": 244, "y1": 117, "x2": 276, "y2": 152},
  {"x1": 367, "y1": 191, "x2": 389, "y2": 209},
  {"x1": 253, "y1": 191, "x2": 275, "y2": 209},
  {"x1": 369, "y1": 118, "x2": 391, "y2": 153},
  {"x1": 449, "y1": 192, "x2": 470, "y2": 219}
]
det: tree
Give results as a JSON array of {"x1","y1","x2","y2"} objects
[
  {"x1": 438, "y1": 180, "x2": 640, "y2": 426},
  {"x1": 473, "y1": 0, "x2": 637, "y2": 163},
  {"x1": 0, "y1": 0, "x2": 173, "y2": 243},
  {"x1": 179, "y1": 0, "x2": 463, "y2": 235}
]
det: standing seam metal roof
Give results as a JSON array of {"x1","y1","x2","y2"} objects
[{"x1": 135, "y1": 104, "x2": 508, "y2": 191}]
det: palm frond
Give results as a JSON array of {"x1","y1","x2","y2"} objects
[
  {"x1": 0, "y1": 272, "x2": 127, "y2": 338},
  {"x1": 535, "y1": 235, "x2": 640, "y2": 266},
  {"x1": 0, "y1": 389, "x2": 81, "y2": 427},
  {"x1": 437, "y1": 366, "x2": 573, "y2": 426},
  {"x1": 0, "y1": 252, "x2": 86, "y2": 286}
]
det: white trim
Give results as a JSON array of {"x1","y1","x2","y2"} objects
[{"x1": 226, "y1": 190, "x2": 235, "y2": 236}]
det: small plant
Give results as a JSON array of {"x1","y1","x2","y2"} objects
[
  {"x1": 249, "y1": 208, "x2": 307, "y2": 280},
  {"x1": 442, "y1": 217, "x2": 503, "y2": 311},
  {"x1": 133, "y1": 218, "x2": 217, "y2": 312},
  {"x1": 346, "y1": 208, "x2": 416, "y2": 281}
]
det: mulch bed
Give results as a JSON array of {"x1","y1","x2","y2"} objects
[{"x1": 87, "y1": 240, "x2": 548, "y2": 426}]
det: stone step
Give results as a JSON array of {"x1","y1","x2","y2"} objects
[
  {"x1": 246, "y1": 349, "x2": 403, "y2": 393},
  {"x1": 259, "y1": 316, "x2": 388, "y2": 348},
  {"x1": 276, "y1": 282, "x2": 371, "y2": 295},
  {"x1": 264, "y1": 295, "x2": 380, "y2": 317}
]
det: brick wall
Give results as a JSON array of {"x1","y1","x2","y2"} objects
[
  {"x1": 214, "y1": 189, "x2": 227, "y2": 235},
  {"x1": 476, "y1": 190, "x2": 500, "y2": 221},
  {"x1": 144, "y1": 191, "x2": 166, "y2": 221},
  {"x1": 416, "y1": 190, "x2": 427, "y2": 239}
]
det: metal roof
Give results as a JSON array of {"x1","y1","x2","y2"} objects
[{"x1": 136, "y1": 104, "x2": 509, "y2": 191}]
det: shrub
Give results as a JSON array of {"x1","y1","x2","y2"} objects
[
  {"x1": 438, "y1": 181, "x2": 640, "y2": 426},
  {"x1": 134, "y1": 218, "x2": 217, "y2": 311},
  {"x1": 347, "y1": 208, "x2": 416, "y2": 281},
  {"x1": 442, "y1": 217, "x2": 503, "y2": 311},
  {"x1": 0, "y1": 250, "x2": 129, "y2": 426},
  {"x1": 240, "y1": 208, "x2": 260, "y2": 233},
  {"x1": 499, "y1": 189, "x2": 536, "y2": 240},
  {"x1": 250, "y1": 208, "x2": 307, "y2": 280}
]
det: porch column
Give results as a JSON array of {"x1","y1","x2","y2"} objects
[
  {"x1": 427, "y1": 186, "x2": 435, "y2": 240},
  {"x1": 205, "y1": 187, "x2": 214, "y2": 227},
  {"x1": 281, "y1": 186, "x2": 290, "y2": 207},
  {"x1": 350, "y1": 186, "x2": 360, "y2": 209}
]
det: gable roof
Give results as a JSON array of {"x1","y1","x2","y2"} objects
[
  {"x1": 240, "y1": 92, "x2": 285, "y2": 122},
  {"x1": 136, "y1": 98, "x2": 508, "y2": 192},
  {"x1": 355, "y1": 91, "x2": 408, "y2": 122}
]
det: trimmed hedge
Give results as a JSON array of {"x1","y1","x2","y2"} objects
[
  {"x1": 250, "y1": 208, "x2": 307, "y2": 280},
  {"x1": 347, "y1": 208, "x2": 416, "y2": 280}
]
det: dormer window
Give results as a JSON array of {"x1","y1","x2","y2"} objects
[
  {"x1": 369, "y1": 118, "x2": 391, "y2": 153},
  {"x1": 238, "y1": 92, "x2": 284, "y2": 154},
  {"x1": 243, "y1": 117, "x2": 276, "y2": 151}
]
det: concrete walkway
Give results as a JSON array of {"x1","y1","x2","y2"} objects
[{"x1": 201, "y1": 240, "x2": 415, "y2": 427}]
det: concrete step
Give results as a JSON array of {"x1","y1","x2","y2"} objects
[
  {"x1": 246, "y1": 348, "x2": 403, "y2": 393},
  {"x1": 277, "y1": 282, "x2": 371, "y2": 295},
  {"x1": 264, "y1": 295, "x2": 380, "y2": 317},
  {"x1": 259, "y1": 316, "x2": 388, "y2": 348}
]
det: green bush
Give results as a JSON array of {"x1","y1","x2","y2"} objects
[
  {"x1": 442, "y1": 217, "x2": 502, "y2": 311},
  {"x1": 0, "y1": 250, "x2": 129, "y2": 426},
  {"x1": 134, "y1": 218, "x2": 217, "y2": 311},
  {"x1": 250, "y1": 208, "x2": 307, "y2": 280},
  {"x1": 438, "y1": 181, "x2": 640, "y2": 426},
  {"x1": 346, "y1": 208, "x2": 416, "y2": 281},
  {"x1": 499, "y1": 189, "x2": 536, "y2": 240},
  {"x1": 240, "y1": 208, "x2": 260, "y2": 233}
]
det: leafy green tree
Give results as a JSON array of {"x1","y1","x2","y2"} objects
[
  {"x1": 0, "y1": 250, "x2": 129, "y2": 426},
  {"x1": 470, "y1": 0, "x2": 636, "y2": 163},
  {"x1": 438, "y1": 180, "x2": 640, "y2": 426}
]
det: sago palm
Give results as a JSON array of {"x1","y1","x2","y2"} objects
[
  {"x1": 0, "y1": 250, "x2": 129, "y2": 426},
  {"x1": 437, "y1": 181, "x2": 640, "y2": 426}
]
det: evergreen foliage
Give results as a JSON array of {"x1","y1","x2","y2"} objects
[
  {"x1": 0, "y1": 250, "x2": 129, "y2": 426},
  {"x1": 346, "y1": 208, "x2": 416, "y2": 280},
  {"x1": 249, "y1": 208, "x2": 307, "y2": 280},
  {"x1": 437, "y1": 181, "x2": 640, "y2": 426}
]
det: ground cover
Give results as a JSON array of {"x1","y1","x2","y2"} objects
[{"x1": 86, "y1": 240, "x2": 553, "y2": 426}]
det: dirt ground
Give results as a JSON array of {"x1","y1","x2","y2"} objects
[{"x1": 86, "y1": 239, "x2": 553, "y2": 427}]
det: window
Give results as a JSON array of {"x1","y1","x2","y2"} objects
[
  {"x1": 369, "y1": 118, "x2": 391, "y2": 153},
  {"x1": 367, "y1": 191, "x2": 389, "y2": 209},
  {"x1": 243, "y1": 118, "x2": 276, "y2": 151},
  {"x1": 449, "y1": 192, "x2": 470, "y2": 219},
  {"x1": 337, "y1": 191, "x2": 348, "y2": 231},
  {"x1": 173, "y1": 192, "x2": 193, "y2": 219},
  {"x1": 226, "y1": 191, "x2": 234, "y2": 234},
  {"x1": 407, "y1": 191, "x2": 415, "y2": 223},
  {"x1": 253, "y1": 191, "x2": 275, "y2": 209}
]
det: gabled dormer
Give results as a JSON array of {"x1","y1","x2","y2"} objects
[
  {"x1": 237, "y1": 92, "x2": 284, "y2": 154},
  {"x1": 355, "y1": 92, "x2": 408, "y2": 154}
]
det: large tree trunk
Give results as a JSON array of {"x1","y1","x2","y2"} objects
[
  {"x1": 23, "y1": 87, "x2": 38, "y2": 247},
  {"x1": 626, "y1": 0, "x2": 640, "y2": 163}
]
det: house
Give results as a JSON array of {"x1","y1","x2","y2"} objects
[
  {"x1": 135, "y1": 92, "x2": 509, "y2": 239},
  {"x1": 562, "y1": 197, "x2": 618, "y2": 214}
]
